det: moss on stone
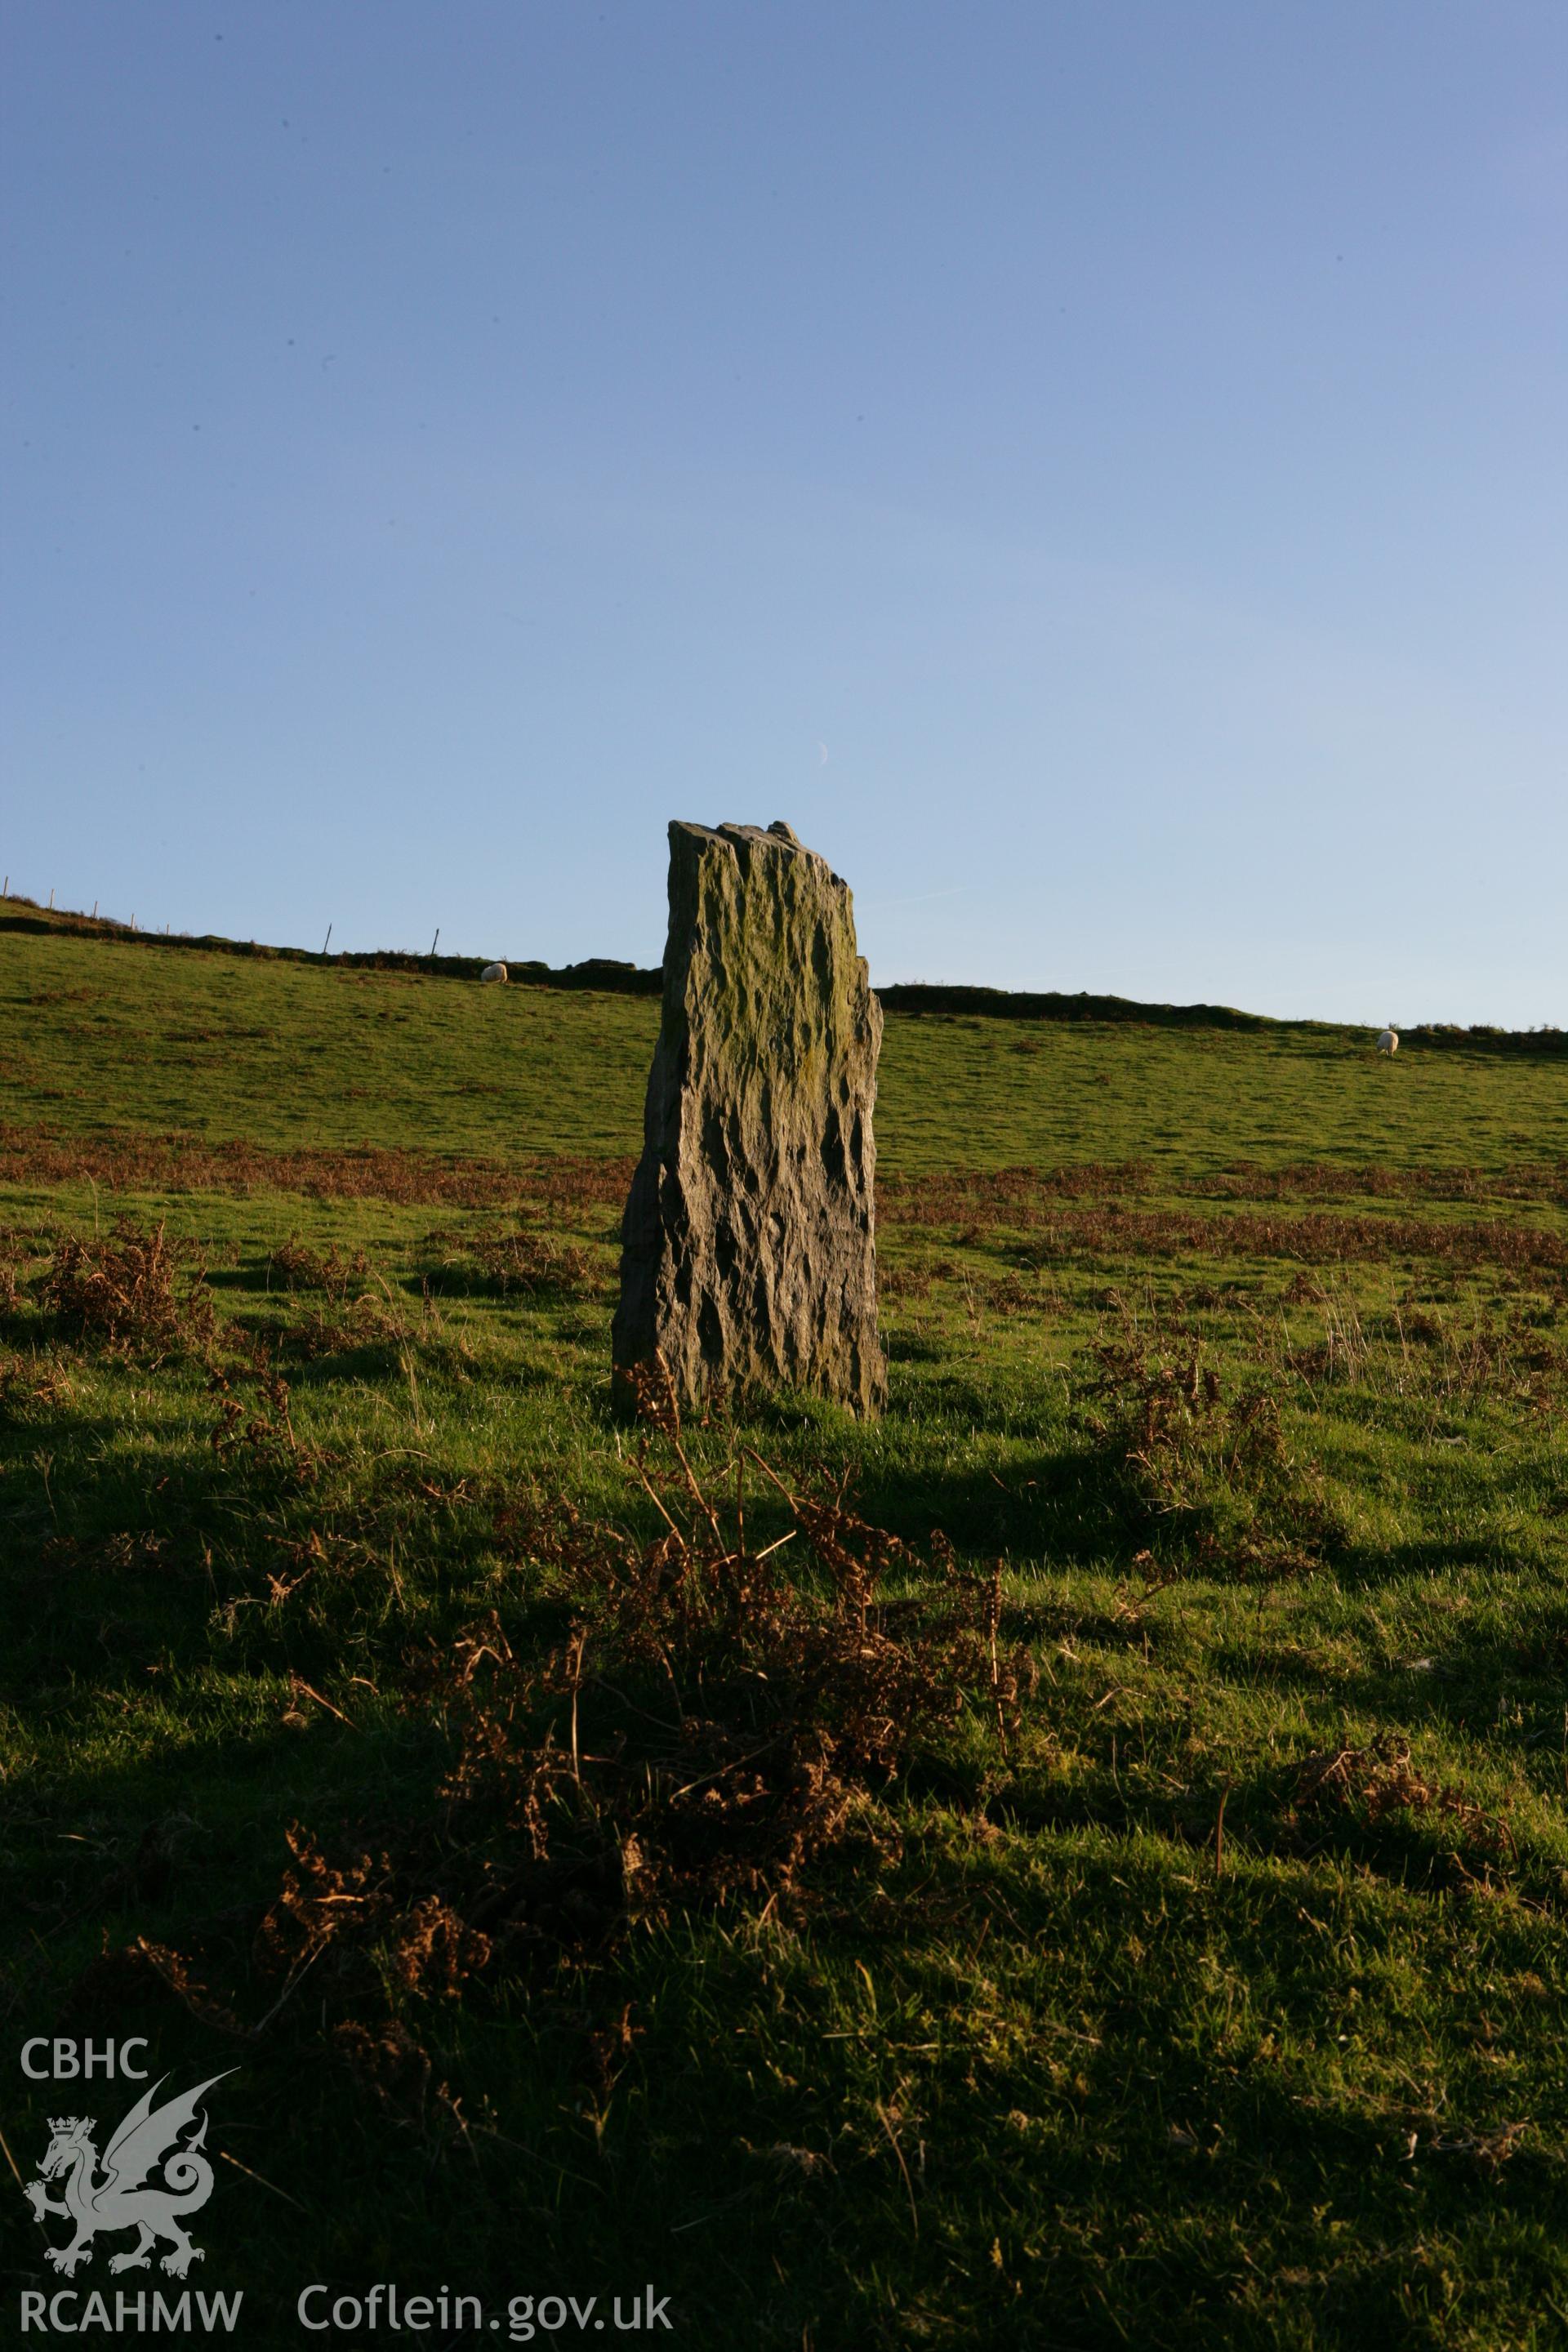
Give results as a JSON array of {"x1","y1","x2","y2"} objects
[{"x1": 613, "y1": 822, "x2": 886, "y2": 1414}]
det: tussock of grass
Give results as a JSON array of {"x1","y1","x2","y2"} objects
[
  {"x1": 39, "y1": 1221, "x2": 216, "y2": 1357},
  {"x1": 175, "y1": 1367, "x2": 1035, "y2": 2083}
]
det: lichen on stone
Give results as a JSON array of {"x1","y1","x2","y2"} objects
[{"x1": 612, "y1": 820, "x2": 886, "y2": 1415}]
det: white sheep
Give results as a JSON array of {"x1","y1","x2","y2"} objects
[
  {"x1": 1376, "y1": 1026, "x2": 1398, "y2": 1055},
  {"x1": 480, "y1": 961, "x2": 509, "y2": 985}
]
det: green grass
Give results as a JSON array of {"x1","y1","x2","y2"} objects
[
  {"x1": 7, "y1": 916, "x2": 1568, "y2": 1170},
  {"x1": 3, "y1": 920, "x2": 1568, "y2": 2349}
]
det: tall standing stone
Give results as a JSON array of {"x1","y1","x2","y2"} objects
[{"x1": 612, "y1": 820, "x2": 886, "y2": 1415}]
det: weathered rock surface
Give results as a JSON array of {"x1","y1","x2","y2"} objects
[{"x1": 612, "y1": 819, "x2": 886, "y2": 1415}]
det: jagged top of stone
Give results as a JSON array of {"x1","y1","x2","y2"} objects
[
  {"x1": 670, "y1": 818, "x2": 841, "y2": 886},
  {"x1": 673, "y1": 819, "x2": 804, "y2": 853},
  {"x1": 656, "y1": 817, "x2": 869, "y2": 1107}
]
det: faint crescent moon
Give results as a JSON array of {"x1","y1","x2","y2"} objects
[{"x1": 817, "y1": 742, "x2": 829, "y2": 765}]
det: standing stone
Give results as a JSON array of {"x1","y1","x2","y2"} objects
[{"x1": 612, "y1": 820, "x2": 886, "y2": 1415}]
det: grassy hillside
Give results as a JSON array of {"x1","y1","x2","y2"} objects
[
  {"x1": 7, "y1": 917, "x2": 1568, "y2": 1172},
  {"x1": 2, "y1": 919, "x2": 1567, "y2": 2350}
]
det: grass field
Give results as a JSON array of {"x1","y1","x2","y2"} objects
[{"x1": 3, "y1": 906, "x2": 1568, "y2": 2350}]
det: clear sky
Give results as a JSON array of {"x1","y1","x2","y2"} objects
[{"x1": 3, "y1": 2, "x2": 1564, "y2": 1024}]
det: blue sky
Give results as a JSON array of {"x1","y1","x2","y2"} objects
[{"x1": 3, "y1": 2, "x2": 1565, "y2": 1022}]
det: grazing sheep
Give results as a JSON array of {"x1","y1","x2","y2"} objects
[
  {"x1": 480, "y1": 961, "x2": 508, "y2": 985},
  {"x1": 1376, "y1": 1026, "x2": 1398, "y2": 1055}
]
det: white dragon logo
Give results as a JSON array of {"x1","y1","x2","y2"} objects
[{"x1": 24, "y1": 2072, "x2": 234, "y2": 2278}]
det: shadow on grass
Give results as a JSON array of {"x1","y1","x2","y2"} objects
[
  {"x1": 13, "y1": 1767, "x2": 1564, "y2": 2349},
  {"x1": 851, "y1": 1443, "x2": 1134, "y2": 1564},
  {"x1": 1331, "y1": 1533, "x2": 1536, "y2": 1588}
]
